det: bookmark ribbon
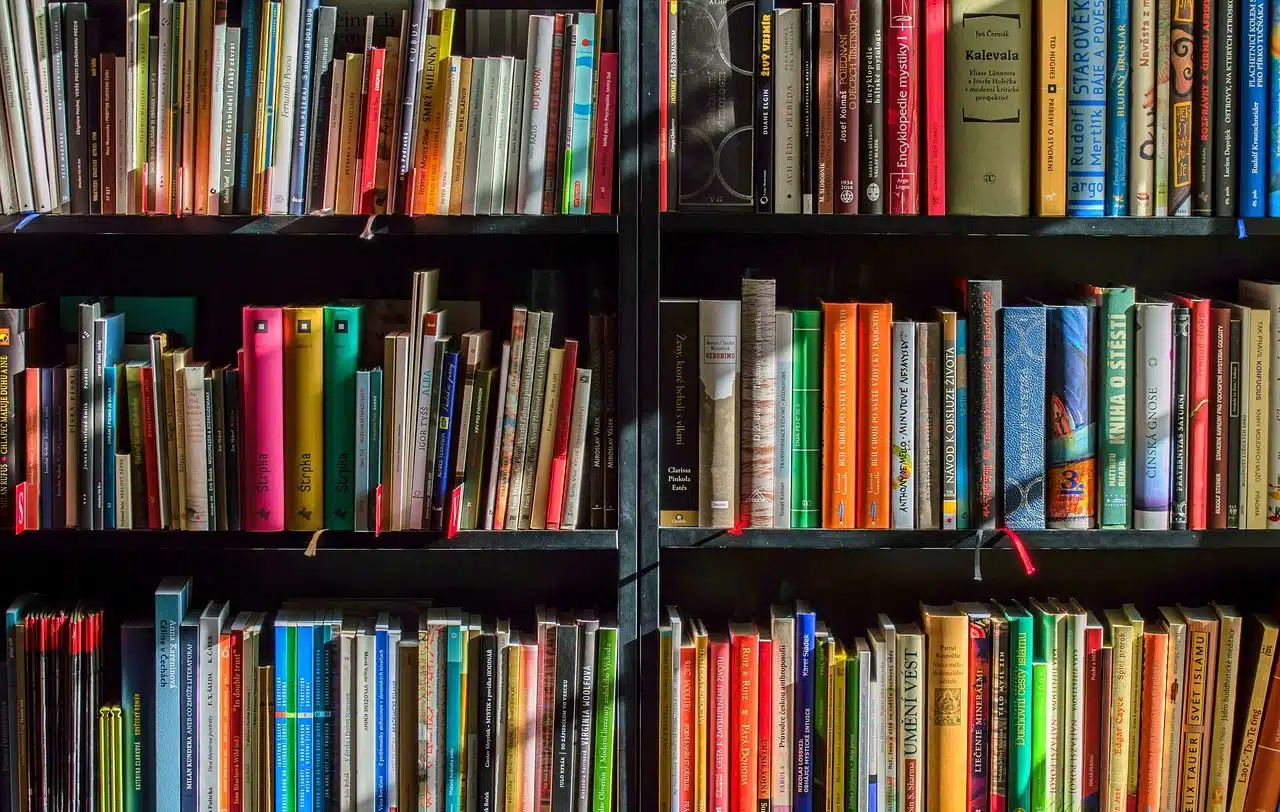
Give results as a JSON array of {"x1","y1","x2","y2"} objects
[{"x1": 1003, "y1": 527, "x2": 1037, "y2": 576}]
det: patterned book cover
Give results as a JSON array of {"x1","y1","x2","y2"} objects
[
  {"x1": 915, "y1": 321, "x2": 940, "y2": 529},
  {"x1": 1171, "y1": 0, "x2": 1194, "y2": 215},
  {"x1": 965, "y1": 281, "x2": 1001, "y2": 530},
  {"x1": 890, "y1": 321, "x2": 915, "y2": 529},
  {"x1": 988, "y1": 614, "x2": 1010, "y2": 812},
  {"x1": 1000, "y1": 305, "x2": 1046, "y2": 529},
  {"x1": 937, "y1": 310, "x2": 959, "y2": 528},
  {"x1": 1135, "y1": 302, "x2": 1173, "y2": 529},
  {"x1": 1067, "y1": 0, "x2": 1107, "y2": 216},
  {"x1": 792, "y1": 309, "x2": 823, "y2": 528},
  {"x1": 967, "y1": 610, "x2": 992, "y2": 812},
  {"x1": 823, "y1": 303, "x2": 858, "y2": 528},
  {"x1": 1172, "y1": 307, "x2": 1192, "y2": 530},
  {"x1": 1240, "y1": 0, "x2": 1266, "y2": 215},
  {"x1": 1156, "y1": 0, "x2": 1172, "y2": 213},
  {"x1": 1105, "y1": 0, "x2": 1130, "y2": 214},
  {"x1": 1047, "y1": 305, "x2": 1096, "y2": 528},
  {"x1": 700, "y1": 300, "x2": 741, "y2": 528},
  {"x1": 741, "y1": 279, "x2": 778, "y2": 527},
  {"x1": 1094, "y1": 287, "x2": 1135, "y2": 528},
  {"x1": 242, "y1": 306, "x2": 284, "y2": 531},
  {"x1": 755, "y1": 0, "x2": 775, "y2": 212},
  {"x1": 1130, "y1": 0, "x2": 1156, "y2": 213},
  {"x1": 857, "y1": 303, "x2": 891, "y2": 528}
]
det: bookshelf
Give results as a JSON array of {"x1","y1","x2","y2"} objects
[{"x1": 0, "y1": 213, "x2": 621, "y2": 236}]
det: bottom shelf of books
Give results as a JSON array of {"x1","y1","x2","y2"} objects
[{"x1": 2, "y1": 574, "x2": 623, "y2": 812}]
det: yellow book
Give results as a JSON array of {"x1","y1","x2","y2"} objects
[
  {"x1": 448, "y1": 58, "x2": 473, "y2": 215},
  {"x1": 421, "y1": 8, "x2": 455, "y2": 213},
  {"x1": 194, "y1": 0, "x2": 213, "y2": 214},
  {"x1": 170, "y1": 347, "x2": 191, "y2": 530},
  {"x1": 1125, "y1": 604, "x2": 1146, "y2": 809},
  {"x1": 1036, "y1": 0, "x2": 1067, "y2": 215},
  {"x1": 830, "y1": 641, "x2": 848, "y2": 812},
  {"x1": 1245, "y1": 308, "x2": 1271, "y2": 529},
  {"x1": 1207, "y1": 605, "x2": 1242, "y2": 812},
  {"x1": 284, "y1": 306, "x2": 324, "y2": 530},
  {"x1": 659, "y1": 622, "x2": 674, "y2": 812},
  {"x1": 409, "y1": 24, "x2": 441, "y2": 214},
  {"x1": 1104, "y1": 609, "x2": 1135, "y2": 812},
  {"x1": 1228, "y1": 615, "x2": 1279, "y2": 812},
  {"x1": 253, "y1": 0, "x2": 281, "y2": 214},
  {"x1": 530, "y1": 347, "x2": 564, "y2": 529},
  {"x1": 504, "y1": 640, "x2": 524, "y2": 812},
  {"x1": 1179, "y1": 606, "x2": 1220, "y2": 812},
  {"x1": 694, "y1": 619, "x2": 710, "y2": 812},
  {"x1": 335, "y1": 52, "x2": 364, "y2": 215},
  {"x1": 921, "y1": 604, "x2": 969, "y2": 812},
  {"x1": 459, "y1": 619, "x2": 478, "y2": 806}
]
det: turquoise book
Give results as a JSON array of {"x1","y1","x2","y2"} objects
[
  {"x1": 323, "y1": 305, "x2": 362, "y2": 529},
  {"x1": 444, "y1": 621, "x2": 464, "y2": 812},
  {"x1": 1000, "y1": 600, "x2": 1033, "y2": 812},
  {"x1": 1095, "y1": 287, "x2": 1135, "y2": 528},
  {"x1": 564, "y1": 13, "x2": 596, "y2": 214},
  {"x1": 154, "y1": 577, "x2": 190, "y2": 812}
]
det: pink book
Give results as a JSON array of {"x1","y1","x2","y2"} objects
[
  {"x1": 242, "y1": 307, "x2": 285, "y2": 531},
  {"x1": 545, "y1": 339, "x2": 579, "y2": 528},
  {"x1": 591, "y1": 52, "x2": 618, "y2": 214},
  {"x1": 887, "y1": 0, "x2": 920, "y2": 214},
  {"x1": 924, "y1": 0, "x2": 945, "y2": 214},
  {"x1": 359, "y1": 48, "x2": 387, "y2": 215}
]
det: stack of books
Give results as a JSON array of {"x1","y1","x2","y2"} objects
[
  {"x1": 0, "y1": 1, "x2": 617, "y2": 215},
  {"x1": 2, "y1": 580, "x2": 621, "y2": 812},
  {"x1": 0, "y1": 268, "x2": 619, "y2": 532},
  {"x1": 660, "y1": 278, "x2": 1280, "y2": 530},
  {"x1": 659, "y1": 601, "x2": 1278, "y2": 812},
  {"x1": 662, "y1": 0, "x2": 1260, "y2": 216}
]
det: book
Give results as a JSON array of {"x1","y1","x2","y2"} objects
[
  {"x1": 700, "y1": 300, "x2": 740, "y2": 528},
  {"x1": 1135, "y1": 302, "x2": 1174, "y2": 529},
  {"x1": 741, "y1": 279, "x2": 777, "y2": 527},
  {"x1": 890, "y1": 321, "x2": 915, "y2": 529},
  {"x1": 1046, "y1": 305, "x2": 1095, "y2": 529},
  {"x1": 1001, "y1": 306, "x2": 1047, "y2": 529}
]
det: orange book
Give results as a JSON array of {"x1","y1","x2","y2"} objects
[
  {"x1": 1242, "y1": 652, "x2": 1280, "y2": 812},
  {"x1": 1138, "y1": 627, "x2": 1169, "y2": 812},
  {"x1": 822, "y1": 303, "x2": 858, "y2": 528},
  {"x1": 219, "y1": 633, "x2": 232, "y2": 812},
  {"x1": 730, "y1": 624, "x2": 759, "y2": 812},
  {"x1": 920, "y1": 605, "x2": 969, "y2": 812},
  {"x1": 678, "y1": 643, "x2": 696, "y2": 812},
  {"x1": 857, "y1": 303, "x2": 892, "y2": 528}
]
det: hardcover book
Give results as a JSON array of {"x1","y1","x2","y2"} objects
[
  {"x1": 242, "y1": 306, "x2": 284, "y2": 531},
  {"x1": 1135, "y1": 302, "x2": 1174, "y2": 529},
  {"x1": 741, "y1": 279, "x2": 777, "y2": 527},
  {"x1": 965, "y1": 280, "x2": 1001, "y2": 530},
  {"x1": 1094, "y1": 287, "x2": 1135, "y2": 528},
  {"x1": 885, "y1": 0, "x2": 919, "y2": 213},
  {"x1": 1046, "y1": 305, "x2": 1096, "y2": 529},
  {"x1": 1038, "y1": 0, "x2": 1067, "y2": 214},
  {"x1": 793, "y1": 310, "x2": 822, "y2": 528},
  {"x1": 284, "y1": 306, "x2": 323, "y2": 531},
  {"x1": 700, "y1": 300, "x2": 740, "y2": 528},
  {"x1": 857, "y1": 303, "x2": 891, "y2": 528},
  {"x1": 1001, "y1": 306, "x2": 1047, "y2": 530}
]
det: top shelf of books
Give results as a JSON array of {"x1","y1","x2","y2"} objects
[
  {"x1": 0, "y1": 214, "x2": 620, "y2": 236},
  {"x1": 661, "y1": 214, "x2": 1280, "y2": 238}
]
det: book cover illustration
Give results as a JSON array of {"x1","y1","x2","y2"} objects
[{"x1": 1047, "y1": 306, "x2": 1095, "y2": 528}]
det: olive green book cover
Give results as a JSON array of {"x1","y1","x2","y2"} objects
[
  {"x1": 1097, "y1": 287, "x2": 1136, "y2": 527},
  {"x1": 791, "y1": 309, "x2": 822, "y2": 527}
]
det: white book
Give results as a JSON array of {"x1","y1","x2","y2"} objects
[
  {"x1": 31, "y1": 0, "x2": 59, "y2": 209},
  {"x1": 773, "y1": 7, "x2": 800, "y2": 213},
  {"x1": 1134, "y1": 302, "x2": 1174, "y2": 529},
  {"x1": 460, "y1": 55, "x2": 486, "y2": 215},
  {"x1": 0, "y1": 0, "x2": 35, "y2": 211},
  {"x1": 869, "y1": 630, "x2": 888, "y2": 812},
  {"x1": 408, "y1": 332, "x2": 439, "y2": 530},
  {"x1": 502, "y1": 57, "x2": 524, "y2": 213},
  {"x1": 774, "y1": 309, "x2": 793, "y2": 528},
  {"x1": 473, "y1": 55, "x2": 500, "y2": 214},
  {"x1": 1238, "y1": 280, "x2": 1280, "y2": 527},
  {"x1": 336, "y1": 620, "x2": 354, "y2": 812},
  {"x1": 1129, "y1": 0, "x2": 1155, "y2": 214},
  {"x1": 0, "y1": 82, "x2": 15, "y2": 212},
  {"x1": 516, "y1": 15, "x2": 552, "y2": 213},
  {"x1": 1154, "y1": 0, "x2": 1171, "y2": 214},
  {"x1": 740, "y1": 278, "x2": 776, "y2": 527},
  {"x1": 197, "y1": 603, "x2": 229, "y2": 812},
  {"x1": 355, "y1": 623, "x2": 376, "y2": 812},
  {"x1": 891, "y1": 321, "x2": 916, "y2": 529},
  {"x1": 208, "y1": 10, "x2": 227, "y2": 208},
  {"x1": 387, "y1": 620, "x2": 401, "y2": 812},
  {"x1": 155, "y1": 0, "x2": 172, "y2": 212},
  {"x1": 490, "y1": 53, "x2": 514, "y2": 211},
  {"x1": 268, "y1": 0, "x2": 303, "y2": 213},
  {"x1": 484, "y1": 343, "x2": 512, "y2": 529},
  {"x1": 770, "y1": 606, "x2": 795, "y2": 812},
  {"x1": 1065, "y1": 603, "x2": 1087, "y2": 812},
  {"x1": 183, "y1": 366, "x2": 210, "y2": 530},
  {"x1": 435, "y1": 55, "x2": 462, "y2": 214},
  {"x1": 116, "y1": 54, "x2": 128, "y2": 211},
  {"x1": 114, "y1": 453, "x2": 133, "y2": 527},
  {"x1": 877, "y1": 615, "x2": 898, "y2": 812},
  {"x1": 855, "y1": 639, "x2": 872, "y2": 812},
  {"x1": 561, "y1": 367, "x2": 592, "y2": 529},
  {"x1": 8, "y1": 0, "x2": 51, "y2": 210}
]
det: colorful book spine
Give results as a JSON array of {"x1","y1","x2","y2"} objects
[
  {"x1": 1131, "y1": 0, "x2": 1156, "y2": 214},
  {"x1": 374, "y1": 619, "x2": 388, "y2": 812},
  {"x1": 792, "y1": 309, "x2": 822, "y2": 528},
  {"x1": 296, "y1": 617, "x2": 315, "y2": 812},
  {"x1": 1172, "y1": 0, "x2": 1195, "y2": 214},
  {"x1": 857, "y1": 304, "x2": 891, "y2": 528},
  {"x1": 1082, "y1": 619, "x2": 1103, "y2": 812},
  {"x1": 1215, "y1": 0, "x2": 1236, "y2": 215},
  {"x1": 1096, "y1": 288, "x2": 1135, "y2": 528},
  {"x1": 1134, "y1": 303, "x2": 1174, "y2": 529},
  {"x1": 444, "y1": 623, "x2": 463, "y2": 812},
  {"x1": 796, "y1": 608, "x2": 817, "y2": 812},
  {"x1": 430, "y1": 352, "x2": 460, "y2": 532},
  {"x1": 122, "y1": 622, "x2": 154, "y2": 812},
  {"x1": 592, "y1": 626, "x2": 618, "y2": 812},
  {"x1": 242, "y1": 306, "x2": 284, "y2": 531},
  {"x1": 322, "y1": 305, "x2": 360, "y2": 530},
  {"x1": 155, "y1": 578, "x2": 190, "y2": 812},
  {"x1": 1005, "y1": 605, "x2": 1033, "y2": 812},
  {"x1": 275, "y1": 616, "x2": 295, "y2": 812},
  {"x1": 1192, "y1": 0, "x2": 1215, "y2": 215},
  {"x1": 1105, "y1": 0, "x2": 1130, "y2": 214},
  {"x1": 1156, "y1": 0, "x2": 1172, "y2": 213},
  {"x1": 1241, "y1": 0, "x2": 1267, "y2": 215},
  {"x1": 284, "y1": 306, "x2": 323, "y2": 530},
  {"x1": 924, "y1": 0, "x2": 944, "y2": 214},
  {"x1": 823, "y1": 303, "x2": 857, "y2": 528},
  {"x1": 180, "y1": 614, "x2": 199, "y2": 812},
  {"x1": 566, "y1": 14, "x2": 596, "y2": 214},
  {"x1": 956, "y1": 320, "x2": 969, "y2": 529},
  {"x1": 1039, "y1": 0, "x2": 1068, "y2": 214},
  {"x1": 1001, "y1": 306, "x2": 1047, "y2": 529},
  {"x1": 938, "y1": 311, "x2": 959, "y2": 529},
  {"x1": 834, "y1": 0, "x2": 857, "y2": 214},
  {"x1": 965, "y1": 281, "x2": 1001, "y2": 530},
  {"x1": 1180, "y1": 297, "x2": 1211, "y2": 530},
  {"x1": 1067, "y1": 0, "x2": 1108, "y2": 216},
  {"x1": 741, "y1": 278, "x2": 778, "y2": 528},
  {"x1": 890, "y1": 322, "x2": 915, "y2": 529},
  {"x1": 1172, "y1": 308, "x2": 1192, "y2": 529},
  {"x1": 886, "y1": 0, "x2": 919, "y2": 214},
  {"x1": 1046, "y1": 305, "x2": 1096, "y2": 528},
  {"x1": 755, "y1": 0, "x2": 775, "y2": 212}
]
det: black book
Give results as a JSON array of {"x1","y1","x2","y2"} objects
[
  {"x1": 49, "y1": 4, "x2": 70, "y2": 211},
  {"x1": 0, "y1": 309, "x2": 27, "y2": 530},
  {"x1": 77, "y1": 298, "x2": 109, "y2": 530},
  {"x1": 463, "y1": 627, "x2": 482, "y2": 812},
  {"x1": 233, "y1": 0, "x2": 262, "y2": 214},
  {"x1": 659, "y1": 300, "x2": 700, "y2": 526},
  {"x1": 85, "y1": 18, "x2": 100, "y2": 213},
  {"x1": 859, "y1": 0, "x2": 884, "y2": 213},
  {"x1": 224, "y1": 368, "x2": 241, "y2": 531},
  {"x1": 755, "y1": 0, "x2": 775, "y2": 211},
  {"x1": 212, "y1": 368, "x2": 228, "y2": 531},
  {"x1": 1215, "y1": 0, "x2": 1237, "y2": 214},
  {"x1": 51, "y1": 369, "x2": 66, "y2": 529},
  {"x1": 603, "y1": 313, "x2": 616, "y2": 529},
  {"x1": 476, "y1": 632, "x2": 498, "y2": 812},
  {"x1": 573, "y1": 617, "x2": 598, "y2": 812},
  {"x1": 305, "y1": 6, "x2": 337, "y2": 213},
  {"x1": 550, "y1": 622, "x2": 579, "y2": 812},
  {"x1": 40, "y1": 368, "x2": 54, "y2": 529},
  {"x1": 677, "y1": 0, "x2": 754, "y2": 210},
  {"x1": 965, "y1": 280, "x2": 1002, "y2": 531},
  {"x1": 801, "y1": 2, "x2": 815, "y2": 213},
  {"x1": 666, "y1": 0, "x2": 680, "y2": 211},
  {"x1": 65, "y1": 4, "x2": 89, "y2": 214},
  {"x1": 587, "y1": 313, "x2": 605, "y2": 528},
  {"x1": 1193, "y1": 0, "x2": 1215, "y2": 214},
  {"x1": 1226, "y1": 316, "x2": 1242, "y2": 528},
  {"x1": 1172, "y1": 307, "x2": 1191, "y2": 529}
]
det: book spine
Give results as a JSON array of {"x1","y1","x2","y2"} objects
[
  {"x1": 1136, "y1": 632, "x2": 1168, "y2": 812},
  {"x1": 1156, "y1": 0, "x2": 1172, "y2": 212},
  {"x1": 592, "y1": 52, "x2": 617, "y2": 213},
  {"x1": 1135, "y1": 303, "x2": 1174, "y2": 529},
  {"x1": 182, "y1": 620, "x2": 200, "y2": 812},
  {"x1": 860, "y1": 0, "x2": 884, "y2": 212},
  {"x1": 923, "y1": 0, "x2": 944, "y2": 214},
  {"x1": 890, "y1": 323, "x2": 915, "y2": 529},
  {"x1": 1210, "y1": 310, "x2": 1231, "y2": 528},
  {"x1": 938, "y1": 313, "x2": 958, "y2": 528},
  {"x1": 358, "y1": 48, "x2": 386, "y2": 215},
  {"x1": 430, "y1": 353, "x2": 460, "y2": 531},
  {"x1": 817, "y1": 3, "x2": 835, "y2": 213},
  {"x1": 0, "y1": 314, "x2": 23, "y2": 529},
  {"x1": 776, "y1": 313, "x2": 793, "y2": 529},
  {"x1": 1230, "y1": 624, "x2": 1277, "y2": 812},
  {"x1": 1240, "y1": 0, "x2": 1265, "y2": 215},
  {"x1": 287, "y1": 0, "x2": 318, "y2": 213},
  {"x1": 774, "y1": 9, "x2": 801, "y2": 212},
  {"x1": 966, "y1": 281, "x2": 1001, "y2": 530},
  {"x1": 792, "y1": 310, "x2": 822, "y2": 528},
  {"x1": 1226, "y1": 317, "x2": 1243, "y2": 528},
  {"x1": 709, "y1": 638, "x2": 731, "y2": 812},
  {"x1": 822, "y1": 304, "x2": 857, "y2": 528},
  {"x1": 755, "y1": 1, "x2": 775, "y2": 211},
  {"x1": 1216, "y1": 0, "x2": 1236, "y2": 214},
  {"x1": 1172, "y1": 0, "x2": 1195, "y2": 213},
  {"x1": 1106, "y1": 0, "x2": 1130, "y2": 214},
  {"x1": 1046, "y1": 306, "x2": 1096, "y2": 528},
  {"x1": 1172, "y1": 308, "x2": 1192, "y2": 530},
  {"x1": 1207, "y1": 616, "x2": 1240, "y2": 812},
  {"x1": 835, "y1": 0, "x2": 857, "y2": 212},
  {"x1": 1001, "y1": 307, "x2": 1048, "y2": 529},
  {"x1": 731, "y1": 632, "x2": 759, "y2": 812},
  {"x1": 1038, "y1": 0, "x2": 1067, "y2": 214},
  {"x1": 303, "y1": 7, "x2": 334, "y2": 212},
  {"x1": 576, "y1": 624, "x2": 600, "y2": 812},
  {"x1": 1098, "y1": 290, "x2": 1135, "y2": 528},
  {"x1": 800, "y1": 4, "x2": 816, "y2": 214},
  {"x1": 1082, "y1": 625, "x2": 1103, "y2": 812},
  {"x1": 741, "y1": 280, "x2": 778, "y2": 528},
  {"x1": 155, "y1": 586, "x2": 188, "y2": 812},
  {"x1": 857, "y1": 304, "x2": 891, "y2": 528},
  {"x1": 122, "y1": 623, "x2": 155, "y2": 812},
  {"x1": 897, "y1": 633, "x2": 923, "y2": 812},
  {"x1": 1244, "y1": 309, "x2": 1271, "y2": 529},
  {"x1": 1007, "y1": 614, "x2": 1032, "y2": 812},
  {"x1": 885, "y1": 0, "x2": 919, "y2": 213},
  {"x1": 1130, "y1": 0, "x2": 1155, "y2": 213},
  {"x1": 1181, "y1": 622, "x2": 1216, "y2": 812},
  {"x1": 1186, "y1": 301, "x2": 1211, "y2": 529},
  {"x1": 1192, "y1": 0, "x2": 1214, "y2": 214},
  {"x1": 795, "y1": 613, "x2": 817, "y2": 812},
  {"x1": 925, "y1": 615, "x2": 968, "y2": 812},
  {"x1": 956, "y1": 320, "x2": 970, "y2": 528},
  {"x1": 700, "y1": 300, "x2": 741, "y2": 529},
  {"x1": 323, "y1": 306, "x2": 360, "y2": 530},
  {"x1": 284, "y1": 307, "x2": 323, "y2": 530},
  {"x1": 1241, "y1": 653, "x2": 1280, "y2": 812},
  {"x1": 1067, "y1": 0, "x2": 1108, "y2": 216}
]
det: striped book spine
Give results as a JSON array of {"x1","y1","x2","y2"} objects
[
  {"x1": 1067, "y1": 0, "x2": 1108, "y2": 216},
  {"x1": 741, "y1": 278, "x2": 778, "y2": 527},
  {"x1": 1172, "y1": 0, "x2": 1195, "y2": 214},
  {"x1": 792, "y1": 310, "x2": 822, "y2": 528}
]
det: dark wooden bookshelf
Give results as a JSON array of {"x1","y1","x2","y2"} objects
[
  {"x1": 659, "y1": 527, "x2": 1280, "y2": 550},
  {"x1": 0, "y1": 213, "x2": 618, "y2": 236},
  {"x1": 9, "y1": 528, "x2": 619, "y2": 551}
]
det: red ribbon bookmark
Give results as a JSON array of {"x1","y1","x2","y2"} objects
[{"x1": 1003, "y1": 527, "x2": 1037, "y2": 576}]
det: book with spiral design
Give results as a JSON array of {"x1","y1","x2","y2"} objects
[{"x1": 1000, "y1": 305, "x2": 1046, "y2": 530}]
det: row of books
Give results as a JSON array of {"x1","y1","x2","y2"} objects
[
  {"x1": 1, "y1": 580, "x2": 621, "y2": 812},
  {"x1": 0, "y1": 0, "x2": 618, "y2": 216},
  {"x1": 659, "y1": 278, "x2": 1280, "y2": 531},
  {"x1": 0, "y1": 269, "x2": 620, "y2": 532},
  {"x1": 660, "y1": 0, "x2": 1263, "y2": 216},
  {"x1": 659, "y1": 601, "x2": 1280, "y2": 812}
]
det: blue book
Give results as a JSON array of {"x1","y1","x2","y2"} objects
[
  {"x1": 444, "y1": 621, "x2": 464, "y2": 812},
  {"x1": 1242, "y1": 0, "x2": 1268, "y2": 214},
  {"x1": 275, "y1": 612, "x2": 294, "y2": 812},
  {"x1": 565, "y1": 14, "x2": 596, "y2": 214},
  {"x1": 93, "y1": 313, "x2": 125, "y2": 526},
  {"x1": 1269, "y1": 0, "x2": 1280, "y2": 213},
  {"x1": 234, "y1": 0, "x2": 262, "y2": 213},
  {"x1": 794, "y1": 605, "x2": 817, "y2": 812},
  {"x1": 956, "y1": 320, "x2": 970, "y2": 530},
  {"x1": 317, "y1": 615, "x2": 336, "y2": 812},
  {"x1": 103, "y1": 364, "x2": 118, "y2": 528},
  {"x1": 260, "y1": 3, "x2": 282, "y2": 187},
  {"x1": 289, "y1": 1, "x2": 321, "y2": 214},
  {"x1": 296, "y1": 613, "x2": 316, "y2": 812},
  {"x1": 375, "y1": 614, "x2": 390, "y2": 812},
  {"x1": 154, "y1": 577, "x2": 190, "y2": 812},
  {"x1": 430, "y1": 352, "x2": 461, "y2": 530},
  {"x1": 122, "y1": 622, "x2": 155, "y2": 812},
  {"x1": 179, "y1": 611, "x2": 200, "y2": 812},
  {"x1": 1106, "y1": 0, "x2": 1130, "y2": 214},
  {"x1": 1068, "y1": 0, "x2": 1108, "y2": 214},
  {"x1": 1000, "y1": 306, "x2": 1048, "y2": 529}
]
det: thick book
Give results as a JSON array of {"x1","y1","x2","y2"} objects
[
  {"x1": 921, "y1": 606, "x2": 969, "y2": 811},
  {"x1": 1210, "y1": 307, "x2": 1231, "y2": 528},
  {"x1": 1172, "y1": 295, "x2": 1211, "y2": 529},
  {"x1": 794, "y1": 608, "x2": 817, "y2": 812},
  {"x1": 242, "y1": 306, "x2": 285, "y2": 531},
  {"x1": 1094, "y1": 287, "x2": 1136, "y2": 528},
  {"x1": 1238, "y1": 306, "x2": 1270, "y2": 528},
  {"x1": 860, "y1": 0, "x2": 884, "y2": 212},
  {"x1": 323, "y1": 305, "x2": 360, "y2": 530},
  {"x1": 1180, "y1": 607, "x2": 1221, "y2": 812},
  {"x1": 1046, "y1": 305, "x2": 1096, "y2": 529},
  {"x1": 155, "y1": 578, "x2": 191, "y2": 812},
  {"x1": 741, "y1": 279, "x2": 777, "y2": 527},
  {"x1": 1038, "y1": 0, "x2": 1067, "y2": 214},
  {"x1": 1161, "y1": 0, "x2": 1177, "y2": 212},
  {"x1": 1171, "y1": 0, "x2": 1194, "y2": 214},
  {"x1": 946, "y1": 0, "x2": 1032, "y2": 214},
  {"x1": 1001, "y1": 305, "x2": 1047, "y2": 529},
  {"x1": 1135, "y1": 302, "x2": 1174, "y2": 529},
  {"x1": 1207, "y1": 606, "x2": 1242, "y2": 812},
  {"x1": 965, "y1": 280, "x2": 1002, "y2": 530},
  {"x1": 699, "y1": 300, "x2": 740, "y2": 528},
  {"x1": 1228, "y1": 615, "x2": 1278, "y2": 812},
  {"x1": 284, "y1": 307, "x2": 323, "y2": 530},
  {"x1": 1237, "y1": 280, "x2": 1280, "y2": 526},
  {"x1": 885, "y1": 0, "x2": 919, "y2": 213}
]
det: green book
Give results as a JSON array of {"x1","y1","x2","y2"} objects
[
  {"x1": 461, "y1": 368, "x2": 495, "y2": 528},
  {"x1": 591, "y1": 624, "x2": 618, "y2": 812},
  {"x1": 125, "y1": 361, "x2": 148, "y2": 527},
  {"x1": 1031, "y1": 600, "x2": 1065, "y2": 812},
  {"x1": 845, "y1": 643, "x2": 861, "y2": 812},
  {"x1": 1031, "y1": 659, "x2": 1050, "y2": 812},
  {"x1": 814, "y1": 632, "x2": 829, "y2": 812},
  {"x1": 1096, "y1": 286, "x2": 1135, "y2": 527},
  {"x1": 284, "y1": 619, "x2": 297, "y2": 812},
  {"x1": 792, "y1": 309, "x2": 822, "y2": 527},
  {"x1": 323, "y1": 305, "x2": 362, "y2": 529},
  {"x1": 1001, "y1": 601, "x2": 1034, "y2": 812},
  {"x1": 369, "y1": 367, "x2": 383, "y2": 498}
]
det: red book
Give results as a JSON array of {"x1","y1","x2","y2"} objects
[
  {"x1": 756, "y1": 638, "x2": 773, "y2": 812},
  {"x1": 25, "y1": 368, "x2": 40, "y2": 530},
  {"x1": 542, "y1": 15, "x2": 568, "y2": 214},
  {"x1": 835, "y1": 0, "x2": 859, "y2": 213},
  {"x1": 678, "y1": 644, "x2": 696, "y2": 812},
  {"x1": 592, "y1": 53, "x2": 617, "y2": 213},
  {"x1": 923, "y1": 0, "x2": 945, "y2": 213},
  {"x1": 886, "y1": 0, "x2": 919, "y2": 214},
  {"x1": 358, "y1": 48, "x2": 386, "y2": 215},
  {"x1": 730, "y1": 625, "x2": 759, "y2": 812},
  {"x1": 1082, "y1": 616, "x2": 1103, "y2": 812},
  {"x1": 242, "y1": 307, "x2": 285, "y2": 531},
  {"x1": 546, "y1": 339, "x2": 580, "y2": 529},
  {"x1": 140, "y1": 365, "x2": 161, "y2": 528},
  {"x1": 229, "y1": 626, "x2": 244, "y2": 812},
  {"x1": 969, "y1": 617, "x2": 991, "y2": 812},
  {"x1": 710, "y1": 634, "x2": 732, "y2": 812},
  {"x1": 1175, "y1": 294, "x2": 1211, "y2": 528},
  {"x1": 1209, "y1": 306, "x2": 1231, "y2": 528}
]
